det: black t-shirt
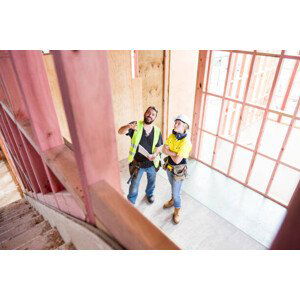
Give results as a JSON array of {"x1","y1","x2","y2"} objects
[{"x1": 126, "y1": 124, "x2": 163, "y2": 168}]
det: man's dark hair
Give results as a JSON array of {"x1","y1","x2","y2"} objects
[{"x1": 146, "y1": 106, "x2": 158, "y2": 115}]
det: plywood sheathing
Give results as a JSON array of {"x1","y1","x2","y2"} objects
[
  {"x1": 138, "y1": 50, "x2": 164, "y2": 131},
  {"x1": 108, "y1": 51, "x2": 143, "y2": 161},
  {"x1": 42, "y1": 54, "x2": 72, "y2": 144},
  {"x1": 168, "y1": 50, "x2": 199, "y2": 136}
]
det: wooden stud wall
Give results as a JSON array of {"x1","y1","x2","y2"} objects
[{"x1": 0, "y1": 50, "x2": 178, "y2": 250}]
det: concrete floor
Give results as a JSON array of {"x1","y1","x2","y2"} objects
[
  {"x1": 119, "y1": 159, "x2": 287, "y2": 250},
  {"x1": 0, "y1": 160, "x2": 21, "y2": 209}
]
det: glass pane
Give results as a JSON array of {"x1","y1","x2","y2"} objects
[
  {"x1": 219, "y1": 100, "x2": 242, "y2": 141},
  {"x1": 199, "y1": 131, "x2": 216, "y2": 165},
  {"x1": 230, "y1": 146, "x2": 253, "y2": 182},
  {"x1": 226, "y1": 53, "x2": 253, "y2": 101},
  {"x1": 248, "y1": 155, "x2": 275, "y2": 193},
  {"x1": 237, "y1": 106, "x2": 264, "y2": 149},
  {"x1": 281, "y1": 126, "x2": 300, "y2": 169},
  {"x1": 271, "y1": 59, "x2": 297, "y2": 112},
  {"x1": 268, "y1": 165, "x2": 300, "y2": 206},
  {"x1": 246, "y1": 56, "x2": 279, "y2": 107},
  {"x1": 258, "y1": 115, "x2": 289, "y2": 159},
  {"x1": 207, "y1": 51, "x2": 230, "y2": 96},
  {"x1": 202, "y1": 95, "x2": 222, "y2": 134},
  {"x1": 213, "y1": 138, "x2": 234, "y2": 173}
]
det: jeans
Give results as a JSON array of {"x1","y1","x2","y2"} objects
[
  {"x1": 166, "y1": 169, "x2": 183, "y2": 208},
  {"x1": 127, "y1": 166, "x2": 156, "y2": 204}
]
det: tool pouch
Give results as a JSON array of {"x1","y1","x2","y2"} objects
[
  {"x1": 173, "y1": 164, "x2": 188, "y2": 181},
  {"x1": 129, "y1": 160, "x2": 140, "y2": 178}
]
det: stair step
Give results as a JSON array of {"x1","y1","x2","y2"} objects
[
  {"x1": 0, "y1": 203, "x2": 32, "y2": 222},
  {"x1": 56, "y1": 243, "x2": 76, "y2": 250},
  {"x1": 0, "y1": 199, "x2": 27, "y2": 215},
  {"x1": 0, "y1": 221, "x2": 52, "y2": 250},
  {"x1": 0, "y1": 215, "x2": 44, "y2": 243},
  {"x1": 16, "y1": 228, "x2": 65, "y2": 250},
  {"x1": 0, "y1": 211, "x2": 42, "y2": 234},
  {"x1": 0, "y1": 206, "x2": 34, "y2": 225}
]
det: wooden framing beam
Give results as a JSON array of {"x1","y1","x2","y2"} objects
[
  {"x1": 162, "y1": 50, "x2": 170, "y2": 141},
  {"x1": 191, "y1": 50, "x2": 207, "y2": 158},
  {"x1": 9, "y1": 50, "x2": 64, "y2": 151},
  {"x1": 52, "y1": 50, "x2": 121, "y2": 224}
]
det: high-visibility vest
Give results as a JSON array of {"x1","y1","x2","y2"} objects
[{"x1": 128, "y1": 120, "x2": 161, "y2": 168}]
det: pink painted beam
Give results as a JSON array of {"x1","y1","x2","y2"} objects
[
  {"x1": 245, "y1": 52, "x2": 284, "y2": 185},
  {"x1": 211, "y1": 52, "x2": 232, "y2": 167},
  {"x1": 0, "y1": 108, "x2": 33, "y2": 191},
  {"x1": 191, "y1": 50, "x2": 208, "y2": 158},
  {"x1": 0, "y1": 56, "x2": 29, "y2": 123},
  {"x1": 9, "y1": 51, "x2": 63, "y2": 151},
  {"x1": 196, "y1": 51, "x2": 212, "y2": 160},
  {"x1": 265, "y1": 97, "x2": 300, "y2": 196},
  {"x1": 227, "y1": 52, "x2": 257, "y2": 176},
  {"x1": 52, "y1": 50, "x2": 121, "y2": 224},
  {"x1": 19, "y1": 132, "x2": 52, "y2": 195},
  {"x1": 5, "y1": 112, "x2": 40, "y2": 193},
  {"x1": 277, "y1": 60, "x2": 299, "y2": 123}
]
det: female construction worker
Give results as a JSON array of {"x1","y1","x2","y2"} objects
[{"x1": 162, "y1": 114, "x2": 192, "y2": 224}]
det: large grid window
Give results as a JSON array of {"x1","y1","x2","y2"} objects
[{"x1": 194, "y1": 50, "x2": 300, "y2": 207}]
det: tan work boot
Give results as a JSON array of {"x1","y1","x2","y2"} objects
[
  {"x1": 163, "y1": 199, "x2": 174, "y2": 209},
  {"x1": 173, "y1": 208, "x2": 180, "y2": 224}
]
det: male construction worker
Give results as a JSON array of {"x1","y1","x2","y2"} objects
[{"x1": 118, "y1": 106, "x2": 163, "y2": 205}]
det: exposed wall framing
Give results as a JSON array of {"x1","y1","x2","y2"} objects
[
  {"x1": 0, "y1": 50, "x2": 178, "y2": 250},
  {"x1": 192, "y1": 50, "x2": 300, "y2": 208}
]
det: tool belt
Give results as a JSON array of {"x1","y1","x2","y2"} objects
[{"x1": 163, "y1": 156, "x2": 188, "y2": 181}]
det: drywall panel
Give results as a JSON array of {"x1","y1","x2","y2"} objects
[
  {"x1": 138, "y1": 50, "x2": 164, "y2": 131},
  {"x1": 168, "y1": 50, "x2": 199, "y2": 135},
  {"x1": 108, "y1": 51, "x2": 143, "y2": 161}
]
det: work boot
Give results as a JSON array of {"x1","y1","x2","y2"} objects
[
  {"x1": 163, "y1": 199, "x2": 174, "y2": 209},
  {"x1": 146, "y1": 195, "x2": 155, "y2": 204},
  {"x1": 173, "y1": 208, "x2": 180, "y2": 224}
]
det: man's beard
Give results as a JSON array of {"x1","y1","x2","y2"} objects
[{"x1": 144, "y1": 116, "x2": 154, "y2": 125}]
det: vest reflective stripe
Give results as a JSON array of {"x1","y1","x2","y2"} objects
[{"x1": 128, "y1": 120, "x2": 161, "y2": 168}]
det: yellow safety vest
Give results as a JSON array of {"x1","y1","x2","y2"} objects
[{"x1": 128, "y1": 120, "x2": 161, "y2": 168}]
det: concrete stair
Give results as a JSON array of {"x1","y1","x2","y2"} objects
[{"x1": 0, "y1": 199, "x2": 76, "y2": 250}]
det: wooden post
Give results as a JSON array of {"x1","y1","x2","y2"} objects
[
  {"x1": 162, "y1": 50, "x2": 170, "y2": 141},
  {"x1": 52, "y1": 50, "x2": 121, "y2": 224},
  {"x1": 190, "y1": 50, "x2": 208, "y2": 159}
]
